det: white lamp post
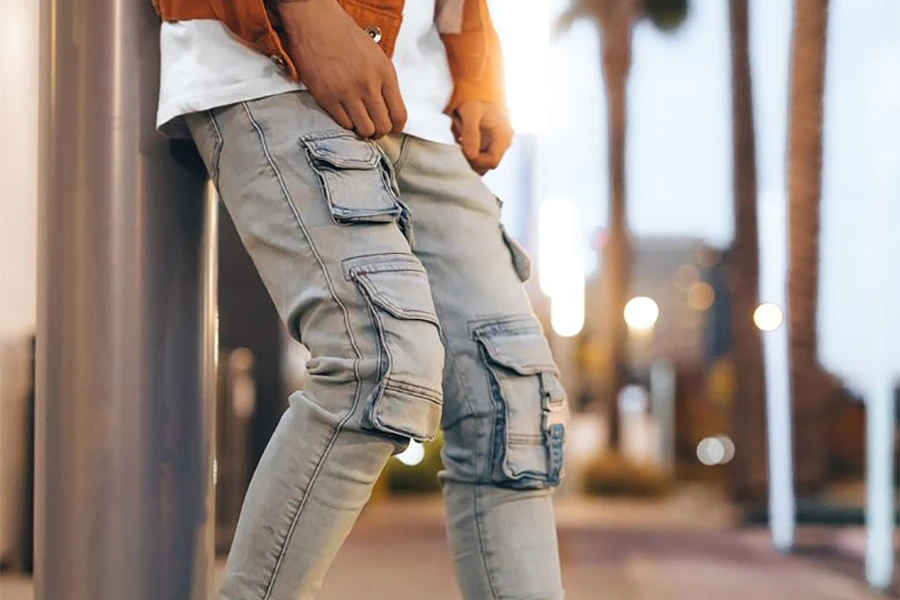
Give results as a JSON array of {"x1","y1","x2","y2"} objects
[
  {"x1": 758, "y1": 191, "x2": 795, "y2": 554},
  {"x1": 538, "y1": 197, "x2": 586, "y2": 338}
]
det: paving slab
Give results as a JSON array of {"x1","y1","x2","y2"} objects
[{"x1": 2, "y1": 495, "x2": 891, "y2": 600}]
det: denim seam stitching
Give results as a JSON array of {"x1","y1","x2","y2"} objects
[
  {"x1": 341, "y1": 252, "x2": 423, "y2": 278},
  {"x1": 473, "y1": 483, "x2": 501, "y2": 599},
  {"x1": 240, "y1": 101, "x2": 367, "y2": 600},
  {"x1": 358, "y1": 281, "x2": 395, "y2": 434},
  {"x1": 436, "y1": 327, "x2": 496, "y2": 456},
  {"x1": 482, "y1": 360, "x2": 514, "y2": 480},
  {"x1": 349, "y1": 261, "x2": 427, "y2": 277},
  {"x1": 304, "y1": 138, "x2": 380, "y2": 168},
  {"x1": 392, "y1": 134, "x2": 413, "y2": 172},
  {"x1": 384, "y1": 376, "x2": 442, "y2": 403},
  {"x1": 206, "y1": 111, "x2": 224, "y2": 186}
]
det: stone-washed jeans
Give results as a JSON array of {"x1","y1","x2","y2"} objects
[{"x1": 186, "y1": 91, "x2": 567, "y2": 600}]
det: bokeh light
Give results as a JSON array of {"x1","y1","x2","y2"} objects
[
  {"x1": 753, "y1": 302, "x2": 784, "y2": 332},
  {"x1": 539, "y1": 196, "x2": 586, "y2": 337},
  {"x1": 687, "y1": 282, "x2": 715, "y2": 311},
  {"x1": 673, "y1": 264, "x2": 700, "y2": 290},
  {"x1": 624, "y1": 297, "x2": 660, "y2": 331},
  {"x1": 551, "y1": 277, "x2": 585, "y2": 337},
  {"x1": 696, "y1": 435, "x2": 735, "y2": 466},
  {"x1": 396, "y1": 440, "x2": 425, "y2": 467}
]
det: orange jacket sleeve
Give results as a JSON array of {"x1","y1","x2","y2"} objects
[{"x1": 441, "y1": 0, "x2": 507, "y2": 113}]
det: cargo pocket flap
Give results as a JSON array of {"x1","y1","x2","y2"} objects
[
  {"x1": 373, "y1": 386, "x2": 442, "y2": 442},
  {"x1": 305, "y1": 135, "x2": 381, "y2": 169},
  {"x1": 474, "y1": 326, "x2": 558, "y2": 376},
  {"x1": 352, "y1": 261, "x2": 441, "y2": 326}
]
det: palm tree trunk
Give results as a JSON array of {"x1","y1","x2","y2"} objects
[
  {"x1": 599, "y1": 0, "x2": 636, "y2": 450},
  {"x1": 788, "y1": 0, "x2": 829, "y2": 494},
  {"x1": 727, "y1": 0, "x2": 768, "y2": 501}
]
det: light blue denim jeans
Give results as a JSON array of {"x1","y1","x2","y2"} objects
[{"x1": 186, "y1": 91, "x2": 567, "y2": 600}]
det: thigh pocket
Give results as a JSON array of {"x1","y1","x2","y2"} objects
[
  {"x1": 494, "y1": 197, "x2": 532, "y2": 282},
  {"x1": 349, "y1": 255, "x2": 444, "y2": 442},
  {"x1": 500, "y1": 223, "x2": 533, "y2": 282},
  {"x1": 473, "y1": 318, "x2": 567, "y2": 488},
  {"x1": 301, "y1": 132, "x2": 402, "y2": 224}
]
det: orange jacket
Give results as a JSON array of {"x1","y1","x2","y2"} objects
[{"x1": 153, "y1": 0, "x2": 506, "y2": 113}]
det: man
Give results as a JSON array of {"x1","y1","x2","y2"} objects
[{"x1": 154, "y1": 1, "x2": 568, "y2": 598}]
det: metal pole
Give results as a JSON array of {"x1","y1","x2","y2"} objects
[
  {"x1": 650, "y1": 360, "x2": 675, "y2": 473},
  {"x1": 758, "y1": 191, "x2": 795, "y2": 553},
  {"x1": 865, "y1": 378, "x2": 896, "y2": 592},
  {"x1": 35, "y1": 0, "x2": 217, "y2": 597},
  {"x1": 762, "y1": 317, "x2": 795, "y2": 553}
]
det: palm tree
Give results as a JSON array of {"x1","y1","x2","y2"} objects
[
  {"x1": 787, "y1": 0, "x2": 830, "y2": 493},
  {"x1": 726, "y1": 0, "x2": 768, "y2": 501},
  {"x1": 559, "y1": 0, "x2": 688, "y2": 448}
]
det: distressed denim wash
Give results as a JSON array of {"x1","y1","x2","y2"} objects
[{"x1": 185, "y1": 91, "x2": 568, "y2": 600}]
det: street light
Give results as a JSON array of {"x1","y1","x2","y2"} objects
[
  {"x1": 550, "y1": 273, "x2": 585, "y2": 338},
  {"x1": 538, "y1": 196, "x2": 586, "y2": 337},
  {"x1": 396, "y1": 440, "x2": 425, "y2": 467},
  {"x1": 492, "y1": 0, "x2": 551, "y2": 134},
  {"x1": 624, "y1": 296, "x2": 659, "y2": 332},
  {"x1": 755, "y1": 299, "x2": 794, "y2": 553},
  {"x1": 753, "y1": 302, "x2": 784, "y2": 332}
]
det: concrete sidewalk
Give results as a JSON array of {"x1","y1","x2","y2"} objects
[
  {"x1": 2, "y1": 492, "x2": 891, "y2": 600},
  {"x1": 317, "y1": 495, "x2": 887, "y2": 600}
]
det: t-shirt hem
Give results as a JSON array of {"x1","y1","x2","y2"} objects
[
  {"x1": 158, "y1": 80, "x2": 458, "y2": 148},
  {"x1": 156, "y1": 79, "x2": 304, "y2": 138},
  {"x1": 402, "y1": 114, "x2": 456, "y2": 146}
]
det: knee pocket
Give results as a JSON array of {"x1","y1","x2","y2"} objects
[
  {"x1": 348, "y1": 254, "x2": 444, "y2": 442},
  {"x1": 473, "y1": 317, "x2": 569, "y2": 489}
]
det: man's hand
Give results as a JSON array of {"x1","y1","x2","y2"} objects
[
  {"x1": 276, "y1": 0, "x2": 407, "y2": 139},
  {"x1": 452, "y1": 101, "x2": 514, "y2": 175}
]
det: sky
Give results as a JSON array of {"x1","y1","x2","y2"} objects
[{"x1": 485, "y1": 0, "x2": 900, "y2": 392}]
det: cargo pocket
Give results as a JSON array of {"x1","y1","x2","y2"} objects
[
  {"x1": 500, "y1": 224, "x2": 532, "y2": 282},
  {"x1": 349, "y1": 255, "x2": 444, "y2": 442},
  {"x1": 301, "y1": 132, "x2": 402, "y2": 224},
  {"x1": 494, "y1": 196, "x2": 532, "y2": 282},
  {"x1": 473, "y1": 318, "x2": 567, "y2": 488}
]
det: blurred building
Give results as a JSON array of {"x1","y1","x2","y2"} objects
[{"x1": 583, "y1": 235, "x2": 724, "y2": 373}]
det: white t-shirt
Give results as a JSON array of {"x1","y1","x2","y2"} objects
[{"x1": 157, "y1": 2, "x2": 455, "y2": 144}]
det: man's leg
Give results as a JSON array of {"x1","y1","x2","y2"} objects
[
  {"x1": 378, "y1": 137, "x2": 567, "y2": 600},
  {"x1": 187, "y1": 92, "x2": 445, "y2": 600}
]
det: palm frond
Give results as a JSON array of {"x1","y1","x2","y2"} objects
[
  {"x1": 555, "y1": 0, "x2": 606, "y2": 37},
  {"x1": 556, "y1": 0, "x2": 689, "y2": 37},
  {"x1": 644, "y1": 0, "x2": 689, "y2": 32}
]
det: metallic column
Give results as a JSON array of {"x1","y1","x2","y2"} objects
[
  {"x1": 758, "y1": 194, "x2": 795, "y2": 554},
  {"x1": 865, "y1": 379, "x2": 896, "y2": 592},
  {"x1": 36, "y1": 0, "x2": 217, "y2": 598}
]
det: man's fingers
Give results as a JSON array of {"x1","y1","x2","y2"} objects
[
  {"x1": 456, "y1": 106, "x2": 483, "y2": 161},
  {"x1": 471, "y1": 152, "x2": 500, "y2": 174},
  {"x1": 382, "y1": 82, "x2": 408, "y2": 135},
  {"x1": 343, "y1": 98, "x2": 377, "y2": 138},
  {"x1": 321, "y1": 98, "x2": 354, "y2": 131},
  {"x1": 460, "y1": 121, "x2": 482, "y2": 161},
  {"x1": 469, "y1": 127, "x2": 513, "y2": 174},
  {"x1": 362, "y1": 90, "x2": 393, "y2": 139},
  {"x1": 451, "y1": 118, "x2": 462, "y2": 142}
]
